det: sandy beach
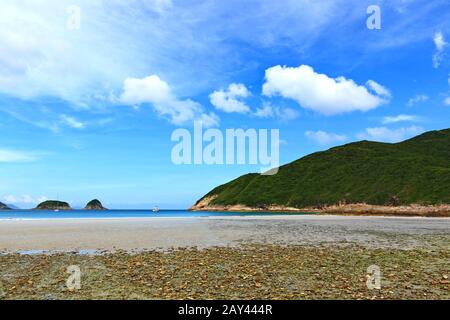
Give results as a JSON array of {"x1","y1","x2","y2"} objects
[
  {"x1": 1, "y1": 216, "x2": 449, "y2": 300},
  {"x1": 1, "y1": 215, "x2": 449, "y2": 252}
]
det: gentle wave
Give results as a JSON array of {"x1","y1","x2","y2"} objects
[{"x1": 0, "y1": 209, "x2": 311, "y2": 220}]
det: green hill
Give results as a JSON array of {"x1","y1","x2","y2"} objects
[
  {"x1": 193, "y1": 128, "x2": 450, "y2": 209},
  {"x1": 84, "y1": 199, "x2": 107, "y2": 210},
  {"x1": 0, "y1": 202, "x2": 11, "y2": 210},
  {"x1": 35, "y1": 200, "x2": 72, "y2": 210}
]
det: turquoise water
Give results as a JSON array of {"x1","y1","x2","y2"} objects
[{"x1": 0, "y1": 209, "x2": 313, "y2": 220}]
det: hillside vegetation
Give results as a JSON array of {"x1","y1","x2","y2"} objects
[
  {"x1": 84, "y1": 199, "x2": 107, "y2": 210},
  {"x1": 0, "y1": 202, "x2": 11, "y2": 210},
  {"x1": 195, "y1": 129, "x2": 450, "y2": 208},
  {"x1": 35, "y1": 200, "x2": 72, "y2": 210}
]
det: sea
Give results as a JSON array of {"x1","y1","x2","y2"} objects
[{"x1": 0, "y1": 209, "x2": 313, "y2": 220}]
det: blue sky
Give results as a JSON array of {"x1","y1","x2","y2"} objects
[{"x1": 1, "y1": 0, "x2": 450, "y2": 209}]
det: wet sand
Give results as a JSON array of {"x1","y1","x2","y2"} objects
[
  {"x1": 1, "y1": 216, "x2": 449, "y2": 300},
  {"x1": 1, "y1": 215, "x2": 449, "y2": 252}
]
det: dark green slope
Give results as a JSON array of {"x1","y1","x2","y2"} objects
[
  {"x1": 0, "y1": 202, "x2": 11, "y2": 210},
  {"x1": 84, "y1": 199, "x2": 107, "y2": 210},
  {"x1": 35, "y1": 200, "x2": 72, "y2": 210},
  {"x1": 198, "y1": 129, "x2": 450, "y2": 208}
]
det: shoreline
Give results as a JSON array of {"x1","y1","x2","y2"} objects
[
  {"x1": 1, "y1": 216, "x2": 448, "y2": 299},
  {"x1": 1, "y1": 213, "x2": 449, "y2": 222},
  {"x1": 0, "y1": 215, "x2": 449, "y2": 253},
  {"x1": 190, "y1": 200, "x2": 450, "y2": 217}
]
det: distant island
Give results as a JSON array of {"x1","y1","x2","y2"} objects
[
  {"x1": 84, "y1": 199, "x2": 107, "y2": 210},
  {"x1": 191, "y1": 128, "x2": 450, "y2": 217},
  {"x1": 0, "y1": 202, "x2": 11, "y2": 210},
  {"x1": 35, "y1": 200, "x2": 72, "y2": 211},
  {"x1": 32, "y1": 199, "x2": 108, "y2": 211}
]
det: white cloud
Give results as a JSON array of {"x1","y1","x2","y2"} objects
[
  {"x1": 275, "y1": 108, "x2": 299, "y2": 121},
  {"x1": 0, "y1": 1, "x2": 446, "y2": 109},
  {"x1": 1, "y1": 108, "x2": 112, "y2": 133},
  {"x1": 382, "y1": 114, "x2": 420, "y2": 124},
  {"x1": 197, "y1": 112, "x2": 220, "y2": 128},
  {"x1": 2, "y1": 195, "x2": 17, "y2": 203},
  {"x1": 2, "y1": 195, "x2": 48, "y2": 205},
  {"x1": 209, "y1": 83, "x2": 250, "y2": 113},
  {"x1": 0, "y1": 2, "x2": 99, "y2": 102},
  {"x1": 60, "y1": 114, "x2": 85, "y2": 129},
  {"x1": 357, "y1": 126, "x2": 424, "y2": 143},
  {"x1": 142, "y1": 0, "x2": 173, "y2": 13},
  {"x1": 434, "y1": 32, "x2": 446, "y2": 52},
  {"x1": 37, "y1": 196, "x2": 49, "y2": 203},
  {"x1": 366, "y1": 80, "x2": 391, "y2": 98},
  {"x1": 0, "y1": 149, "x2": 36, "y2": 162},
  {"x1": 407, "y1": 94, "x2": 429, "y2": 107},
  {"x1": 120, "y1": 75, "x2": 219, "y2": 126},
  {"x1": 262, "y1": 65, "x2": 389, "y2": 115},
  {"x1": 120, "y1": 75, "x2": 172, "y2": 105},
  {"x1": 444, "y1": 97, "x2": 450, "y2": 106},
  {"x1": 305, "y1": 130, "x2": 347, "y2": 145},
  {"x1": 3, "y1": 0, "x2": 338, "y2": 105},
  {"x1": 254, "y1": 104, "x2": 274, "y2": 118},
  {"x1": 21, "y1": 195, "x2": 34, "y2": 204},
  {"x1": 432, "y1": 32, "x2": 447, "y2": 68},
  {"x1": 253, "y1": 103, "x2": 299, "y2": 120},
  {"x1": 0, "y1": 1, "x2": 182, "y2": 104}
]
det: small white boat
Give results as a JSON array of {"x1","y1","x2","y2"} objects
[
  {"x1": 54, "y1": 194, "x2": 60, "y2": 212},
  {"x1": 152, "y1": 206, "x2": 160, "y2": 213}
]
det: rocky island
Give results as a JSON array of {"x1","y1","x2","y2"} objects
[
  {"x1": 0, "y1": 202, "x2": 11, "y2": 210},
  {"x1": 84, "y1": 199, "x2": 107, "y2": 210},
  {"x1": 191, "y1": 128, "x2": 450, "y2": 217},
  {"x1": 35, "y1": 200, "x2": 72, "y2": 211}
]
